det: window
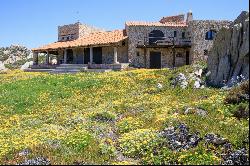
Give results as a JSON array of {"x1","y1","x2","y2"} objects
[
  {"x1": 137, "y1": 52, "x2": 140, "y2": 57},
  {"x1": 174, "y1": 31, "x2": 177, "y2": 37},
  {"x1": 122, "y1": 41, "x2": 126, "y2": 46},
  {"x1": 204, "y1": 49, "x2": 208, "y2": 56},
  {"x1": 182, "y1": 32, "x2": 186, "y2": 39},
  {"x1": 205, "y1": 30, "x2": 217, "y2": 40},
  {"x1": 149, "y1": 30, "x2": 165, "y2": 45}
]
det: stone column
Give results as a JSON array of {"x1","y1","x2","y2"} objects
[
  {"x1": 46, "y1": 51, "x2": 49, "y2": 65},
  {"x1": 64, "y1": 49, "x2": 67, "y2": 64},
  {"x1": 114, "y1": 47, "x2": 119, "y2": 64},
  {"x1": 90, "y1": 47, "x2": 93, "y2": 64}
]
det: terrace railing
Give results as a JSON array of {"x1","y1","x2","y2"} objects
[{"x1": 137, "y1": 37, "x2": 192, "y2": 47}]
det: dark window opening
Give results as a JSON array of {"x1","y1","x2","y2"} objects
[
  {"x1": 122, "y1": 41, "x2": 126, "y2": 46},
  {"x1": 204, "y1": 49, "x2": 208, "y2": 55},
  {"x1": 149, "y1": 30, "x2": 165, "y2": 45},
  {"x1": 174, "y1": 31, "x2": 177, "y2": 37},
  {"x1": 205, "y1": 30, "x2": 217, "y2": 40},
  {"x1": 182, "y1": 32, "x2": 186, "y2": 39},
  {"x1": 137, "y1": 52, "x2": 140, "y2": 57}
]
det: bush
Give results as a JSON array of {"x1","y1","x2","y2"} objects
[
  {"x1": 64, "y1": 132, "x2": 92, "y2": 151},
  {"x1": 99, "y1": 138, "x2": 116, "y2": 157},
  {"x1": 118, "y1": 129, "x2": 162, "y2": 158},
  {"x1": 89, "y1": 111, "x2": 117, "y2": 122},
  {"x1": 117, "y1": 117, "x2": 143, "y2": 134},
  {"x1": 231, "y1": 102, "x2": 249, "y2": 120},
  {"x1": 225, "y1": 81, "x2": 249, "y2": 104}
]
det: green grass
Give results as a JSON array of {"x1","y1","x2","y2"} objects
[{"x1": 0, "y1": 67, "x2": 248, "y2": 165}]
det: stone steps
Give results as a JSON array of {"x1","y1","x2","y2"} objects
[{"x1": 50, "y1": 64, "x2": 88, "y2": 74}]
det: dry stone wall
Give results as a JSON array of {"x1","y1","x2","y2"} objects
[{"x1": 188, "y1": 20, "x2": 231, "y2": 62}]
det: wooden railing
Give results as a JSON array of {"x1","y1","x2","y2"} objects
[{"x1": 137, "y1": 37, "x2": 192, "y2": 47}]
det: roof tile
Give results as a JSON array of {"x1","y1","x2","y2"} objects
[{"x1": 33, "y1": 30, "x2": 127, "y2": 51}]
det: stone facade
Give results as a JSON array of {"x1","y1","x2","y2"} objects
[
  {"x1": 187, "y1": 20, "x2": 231, "y2": 62},
  {"x1": 136, "y1": 47, "x2": 189, "y2": 68},
  {"x1": 126, "y1": 25, "x2": 189, "y2": 67},
  {"x1": 58, "y1": 22, "x2": 104, "y2": 41},
  {"x1": 54, "y1": 39, "x2": 128, "y2": 65},
  {"x1": 35, "y1": 12, "x2": 234, "y2": 70}
]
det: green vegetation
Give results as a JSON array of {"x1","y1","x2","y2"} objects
[{"x1": 0, "y1": 67, "x2": 248, "y2": 165}]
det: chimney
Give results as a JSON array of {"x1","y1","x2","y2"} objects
[{"x1": 186, "y1": 11, "x2": 193, "y2": 22}]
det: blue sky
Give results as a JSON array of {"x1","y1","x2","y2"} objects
[{"x1": 0, "y1": 0, "x2": 249, "y2": 49}]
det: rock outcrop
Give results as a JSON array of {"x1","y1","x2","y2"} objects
[
  {"x1": 207, "y1": 11, "x2": 249, "y2": 87},
  {"x1": 0, "y1": 61, "x2": 7, "y2": 72},
  {"x1": 0, "y1": 45, "x2": 32, "y2": 65}
]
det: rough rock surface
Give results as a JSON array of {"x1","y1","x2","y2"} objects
[
  {"x1": 160, "y1": 124, "x2": 202, "y2": 151},
  {"x1": 20, "y1": 61, "x2": 33, "y2": 70},
  {"x1": 18, "y1": 157, "x2": 50, "y2": 165},
  {"x1": 208, "y1": 11, "x2": 249, "y2": 87},
  {"x1": 0, "y1": 61, "x2": 7, "y2": 72}
]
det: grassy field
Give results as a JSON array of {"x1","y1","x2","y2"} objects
[{"x1": 0, "y1": 67, "x2": 248, "y2": 165}]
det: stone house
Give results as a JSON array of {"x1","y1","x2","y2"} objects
[{"x1": 32, "y1": 12, "x2": 231, "y2": 70}]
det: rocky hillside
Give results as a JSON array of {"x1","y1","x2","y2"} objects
[
  {"x1": 207, "y1": 11, "x2": 249, "y2": 87},
  {"x1": 0, "y1": 45, "x2": 32, "y2": 66}
]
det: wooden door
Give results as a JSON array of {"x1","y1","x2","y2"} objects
[{"x1": 150, "y1": 52, "x2": 161, "y2": 69}]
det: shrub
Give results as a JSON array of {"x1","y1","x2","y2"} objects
[
  {"x1": 89, "y1": 111, "x2": 116, "y2": 122},
  {"x1": 117, "y1": 117, "x2": 143, "y2": 134},
  {"x1": 225, "y1": 81, "x2": 249, "y2": 104},
  {"x1": 231, "y1": 102, "x2": 249, "y2": 120},
  {"x1": 99, "y1": 138, "x2": 116, "y2": 157},
  {"x1": 64, "y1": 132, "x2": 92, "y2": 151},
  {"x1": 118, "y1": 129, "x2": 162, "y2": 158}
]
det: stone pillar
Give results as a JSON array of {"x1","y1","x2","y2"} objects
[
  {"x1": 114, "y1": 47, "x2": 119, "y2": 64},
  {"x1": 46, "y1": 51, "x2": 49, "y2": 65},
  {"x1": 90, "y1": 47, "x2": 93, "y2": 64},
  {"x1": 64, "y1": 49, "x2": 67, "y2": 64},
  {"x1": 33, "y1": 52, "x2": 39, "y2": 65}
]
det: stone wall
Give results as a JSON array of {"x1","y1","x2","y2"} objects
[
  {"x1": 126, "y1": 25, "x2": 188, "y2": 67},
  {"x1": 188, "y1": 20, "x2": 231, "y2": 63},
  {"x1": 102, "y1": 44, "x2": 128, "y2": 64},
  {"x1": 58, "y1": 22, "x2": 103, "y2": 42}
]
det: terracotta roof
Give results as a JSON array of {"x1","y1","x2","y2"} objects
[
  {"x1": 160, "y1": 14, "x2": 185, "y2": 23},
  {"x1": 125, "y1": 21, "x2": 187, "y2": 27},
  {"x1": 33, "y1": 30, "x2": 127, "y2": 51}
]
